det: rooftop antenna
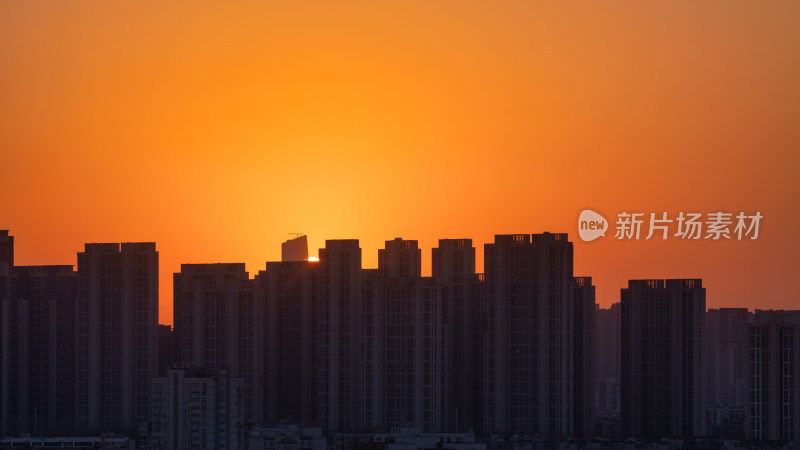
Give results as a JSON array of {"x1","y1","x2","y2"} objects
[{"x1": 290, "y1": 232, "x2": 304, "y2": 238}]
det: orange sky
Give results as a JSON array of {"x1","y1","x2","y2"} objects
[{"x1": 1, "y1": 1, "x2": 799, "y2": 325}]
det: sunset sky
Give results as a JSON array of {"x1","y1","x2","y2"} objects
[{"x1": 1, "y1": 1, "x2": 798, "y2": 325}]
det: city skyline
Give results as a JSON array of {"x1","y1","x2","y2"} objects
[
  {"x1": 1, "y1": 2, "x2": 798, "y2": 447},
  {"x1": 0, "y1": 229, "x2": 780, "y2": 327},
  {"x1": 3, "y1": 1, "x2": 799, "y2": 324},
  {"x1": 3, "y1": 228, "x2": 799, "y2": 445}
]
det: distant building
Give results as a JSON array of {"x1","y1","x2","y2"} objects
[
  {"x1": 254, "y1": 260, "x2": 320, "y2": 426},
  {"x1": 480, "y1": 233, "x2": 581, "y2": 437},
  {"x1": 705, "y1": 308, "x2": 751, "y2": 438},
  {"x1": 746, "y1": 310, "x2": 800, "y2": 441},
  {"x1": 594, "y1": 303, "x2": 621, "y2": 415},
  {"x1": 173, "y1": 263, "x2": 255, "y2": 421},
  {"x1": 594, "y1": 303, "x2": 621, "y2": 438},
  {"x1": 0, "y1": 231, "x2": 12, "y2": 431},
  {"x1": 282, "y1": 235, "x2": 309, "y2": 262},
  {"x1": 149, "y1": 367, "x2": 245, "y2": 450},
  {"x1": 573, "y1": 276, "x2": 596, "y2": 438},
  {"x1": 317, "y1": 240, "x2": 364, "y2": 432},
  {"x1": 706, "y1": 308, "x2": 751, "y2": 409},
  {"x1": 0, "y1": 232, "x2": 12, "y2": 438},
  {"x1": 621, "y1": 279, "x2": 706, "y2": 439},
  {"x1": 1, "y1": 265, "x2": 77, "y2": 437},
  {"x1": 433, "y1": 239, "x2": 478, "y2": 432},
  {"x1": 75, "y1": 242, "x2": 159, "y2": 435},
  {"x1": 378, "y1": 238, "x2": 421, "y2": 278},
  {"x1": 363, "y1": 238, "x2": 446, "y2": 432},
  {"x1": 0, "y1": 230, "x2": 12, "y2": 267}
]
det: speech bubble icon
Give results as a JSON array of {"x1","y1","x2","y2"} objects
[{"x1": 578, "y1": 209, "x2": 608, "y2": 242}]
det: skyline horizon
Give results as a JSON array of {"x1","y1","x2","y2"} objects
[
  {"x1": 2, "y1": 2, "x2": 798, "y2": 445},
  {"x1": 3, "y1": 1, "x2": 797, "y2": 328},
  {"x1": 1, "y1": 228, "x2": 780, "y2": 326}
]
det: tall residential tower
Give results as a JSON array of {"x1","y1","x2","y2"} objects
[{"x1": 75, "y1": 242, "x2": 159, "y2": 434}]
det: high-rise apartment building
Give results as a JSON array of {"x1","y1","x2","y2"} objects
[
  {"x1": 1, "y1": 265, "x2": 77, "y2": 436},
  {"x1": 318, "y1": 240, "x2": 364, "y2": 432},
  {"x1": 432, "y1": 239, "x2": 477, "y2": 432},
  {"x1": 746, "y1": 310, "x2": 800, "y2": 441},
  {"x1": 0, "y1": 231, "x2": 12, "y2": 437},
  {"x1": 255, "y1": 260, "x2": 320, "y2": 426},
  {"x1": 706, "y1": 308, "x2": 751, "y2": 409},
  {"x1": 705, "y1": 308, "x2": 751, "y2": 437},
  {"x1": 594, "y1": 303, "x2": 621, "y2": 416},
  {"x1": 75, "y1": 242, "x2": 159, "y2": 434},
  {"x1": 573, "y1": 276, "x2": 596, "y2": 438},
  {"x1": 365, "y1": 239, "x2": 445, "y2": 432},
  {"x1": 621, "y1": 279, "x2": 706, "y2": 439},
  {"x1": 481, "y1": 233, "x2": 576, "y2": 437},
  {"x1": 173, "y1": 263, "x2": 255, "y2": 420},
  {"x1": 282, "y1": 235, "x2": 309, "y2": 262},
  {"x1": 0, "y1": 231, "x2": 12, "y2": 267}
]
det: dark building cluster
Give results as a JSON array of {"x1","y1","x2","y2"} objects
[
  {"x1": 166, "y1": 233, "x2": 594, "y2": 442},
  {"x1": 0, "y1": 230, "x2": 798, "y2": 449}
]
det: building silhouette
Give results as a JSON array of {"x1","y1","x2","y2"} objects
[
  {"x1": 366, "y1": 239, "x2": 445, "y2": 432},
  {"x1": 573, "y1": 276, "x2": 596, "y2": 438},
  {"x1": 705, "y1": 308, "x2": 751, "y2": 437},
  {"x1": 317, "y1": 240, "x2": 364, "y2": 432},
  {"x1": 480, "y1": 233, "x2": 588, "y2": 437},
  {"x1": 746, "y1": 310, "x2": 800, "y2": 441},
  {"x1": 621, "y1": 279, "x2": 706, "y2": 439},
  {"x1": 172, "y1": 263, "x2": 255, "y2": 420},
  {"x1": 594, "y1": 303, "x2": 621, "y2": 437},
  {"x1": 254, "y1": 260, "x2": 320, "y2": 426},
  {"x1": 706, "y1": 308, "x2": 751, "y2": 409},
  {"x1": 75, "y1": 242, "x2": 159, "y2": 434},
  {"x1": 1, "y1": 265, "x2": 77, "y2": 437},
  {"x1": 12, "y1": 229, "x2": 798, "y2": 444},
  {"x1": 0, "y1": 232, "x2": 12, "y2": 438},
  {"x1": 433, "y1": 239, "x2": 478, "y2": 432},
  {"x1": 594, "y1": 303, "x2": 621, "y2": 414},
  {"x1": 0, "y1": 231, "x2": 12, "y2": 267},
  {"x1": 282, "y1": 235, "x2": 309, "y2": 262}
]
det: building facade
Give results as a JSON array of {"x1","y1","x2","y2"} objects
[
  {"x1": 480, "y1": 233, "x2": 580, "y2": 437},
  {"x1": 594, "y1": 303, "x2": 621, "y2": 416},
  {"x1": 255, "y1": 260, "x2": 320, "y2": 426},
  {"x1": 433, "y1": 239, "x2": 477, "y2": 433},
  {"x1": 746, "y1": 310, "x2": 800, "y2": 442},
  {"x1": 318, "y1": 240, "x2": 365, "y2": 432},
  {"x1": 364, "y1": 239, "x2": 446, "y2": 432},
  {"x1": 1, "y1": 265, "x2": 77, "y2": 436},
  {"x1": 573, "y1": 276, "x2": 595, "y2": 438},
  {"x1": 621, "y1": 279, "x2": 706, "y2": 439},
  {"x1": 282, "y1": 235, "x2": 309, "y2": 262},
  {"x1": 149, "y1": 367, "x2": 245, "y2": 450},
  {"x1": 705, "y1": 307, "x2": 751, "y2": 437},
  {"x1": 173, "y1": 263, "x2": 255, "y2": 421},
  {"x1": 76, "y1": 242, "x2": 159, "y2": 434}
]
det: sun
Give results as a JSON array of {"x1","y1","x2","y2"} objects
[{"x1": 307, "y1": 256, "x2": 319, "y2": 262}]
